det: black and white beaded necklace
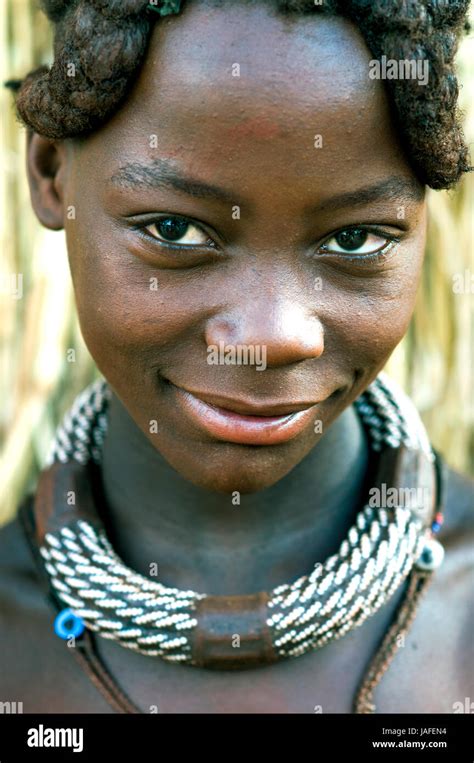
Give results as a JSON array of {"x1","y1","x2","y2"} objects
[{"x1": 38, "y1": 372, "x2": 444, "y2": 667}]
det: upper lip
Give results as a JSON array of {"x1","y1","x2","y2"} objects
[{"x1": 169, "y1": 382, "x2": 320, "y2": 417}]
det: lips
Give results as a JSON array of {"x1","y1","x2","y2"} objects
[{"x1": 166, "y1": 381, "x2": 321, "y2": 445}]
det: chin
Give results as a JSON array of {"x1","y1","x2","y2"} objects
[
  {"x1": 182, "y1": 468, "x2": 288, "y2": 495},
  {"x1": 151, "y1": 436, "x2": 316, "y2": 495}
]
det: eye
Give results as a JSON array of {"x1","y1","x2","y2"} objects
[
  {"x1": 143, "y1": 216, "x2": 214, "y2": 247},
  {"x1": 319, "y1": 227, "x2": 394, "y2": 257}
]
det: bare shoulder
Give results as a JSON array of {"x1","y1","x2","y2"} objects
[
  {"x1": 423, "y1": 463, "x2": 473, "y2": 642},
  {"x1": 0, "y1": 497, "x2": 64, "y2": 703},
  {"x1": 435, "y1": 463, "x2": 474, "y2": 612},
  {"x1": 441, "y1": 463, "x2": 474, "y2": 537},
  {"x1": 0, "y1": 495, "x2": 54, "y2": 657},
  {"x1": 0, "y1": 496, "x2": 41, "y2": 599},
  {"x1": 0, "y1": 495, "x2": 112, "y2": 712},
  {"x1": 377, "y1": 463, "x2": 474, "y2": 713}
]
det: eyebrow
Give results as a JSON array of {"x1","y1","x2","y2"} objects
[
  {"x1": 109, "y1": 159, "x2": 238, "y2": 205},
  {"x1": 312, "y1": 176, "x2": 425, "y2": 213},
  {"x1": 109, "y1": 160, "x2": 424, "y2": 212}
]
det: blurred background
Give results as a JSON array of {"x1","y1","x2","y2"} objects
[{"x1": 0, "y1": 0, "x2": 473, "y2": 527}]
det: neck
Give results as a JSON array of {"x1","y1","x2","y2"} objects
[{"x1": 98, "y1": 394, "x2": 371, "y2": 595}]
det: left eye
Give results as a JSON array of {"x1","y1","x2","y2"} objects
[
  {"x1": 144, "y1": 217, "x2": 212, "y2": 246},
  {"x1": 320, "y1": 228, "x2": 391, "y2": 256}
]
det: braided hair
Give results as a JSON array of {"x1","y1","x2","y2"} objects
[{"x1": 4, "y1": 0, "x2": 472, "y2": 190}]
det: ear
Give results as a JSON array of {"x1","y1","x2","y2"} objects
[{"x1": 26, "y1": 129, "x2": 70, "y2": 231}]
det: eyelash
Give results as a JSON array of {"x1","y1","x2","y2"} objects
[
  {"x1": 320, "y1": 227, "x2": 401, "y2": 264},
  {"x1": 134, "y1": 217, "x2": 217, "y2": 252},
  {"x1": 134, "y1": 217, "x2": 400, "y2": 264}
]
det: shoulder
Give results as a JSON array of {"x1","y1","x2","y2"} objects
[
  {"x1": 0, "y1": 492, "x2": 54, "y2": 638},
  {"x1": 416, "y1": 462, "x2": 473, "y2": 708},
  {"x1": 0, "y1": 494, "x2": 40, "y2": 595},
  {"x1": 437, "y1": 461, "x2": 474, "y2": 582},
  {"x1": 0, "y1": 494, "x2": 113, "y2": 711},
  {"x1": 442, "y1": 461, "x2": 474, "y2": 535},
  {"x1": 433, "y1": 461, "x2": 473, "y2": 610},
  {"x1": 374, "y1": 461, "x2": 474, "y2": 712},
  {"x1": 0, "y1": 495, "x2": 57, "y2": 695}
]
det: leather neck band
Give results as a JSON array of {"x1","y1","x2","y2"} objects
[{"x1": 29, "y1": 443, "x2": 436, "y2": 670}]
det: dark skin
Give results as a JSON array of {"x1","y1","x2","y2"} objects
[
  {"x1": 0, "y1": 2, "x2": 471, "y2": 712},
  {"x1": 26, "y1": 5, "x2": 428, "y2": 591}
]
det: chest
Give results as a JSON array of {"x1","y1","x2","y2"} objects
[
  {"x1": 63, "y1": 579, "x2": 464, "y2": 714},
  {"x1": 2, "y1": 558, "x2": 470, "y2": 714}
]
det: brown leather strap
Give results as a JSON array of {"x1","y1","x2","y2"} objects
[
  {"x1": 353, "y1": 566, "x2": 435, "y2": 713},
  {"x1": 34, "y1": 459, "x2": 103, "y2": 546},
  {"x1": 73, "y1": 630, "x2": 142, "y2": 714},
  {"x1": 190, "y1": 591, "x2": 277, "y2": 669},
  {"x1": 371, "y1": 444, "x2": 436, "y2": 528}
]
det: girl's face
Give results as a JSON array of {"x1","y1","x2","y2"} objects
[{"x1": 34, "y1": 3, "x2": 427, "y2": 493}]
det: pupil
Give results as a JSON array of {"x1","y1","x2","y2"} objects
[
  {"x1": 335, "y1": 228, "x2": 368, "y2": 251},
  {"x1": 157, "y1": 218, "x2": 188, "y2": 241}
]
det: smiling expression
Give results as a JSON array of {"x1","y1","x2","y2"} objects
[{"x1": 33, "y1": 3, "x2": 427, "y2": 493}]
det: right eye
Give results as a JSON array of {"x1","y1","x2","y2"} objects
[{"x1": 142, "y1": 216, "x2": 216, "y2": 248}]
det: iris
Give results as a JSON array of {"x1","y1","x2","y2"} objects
[
  {"x1": 334, "y1": 228, "x2": 368, "y2": 251},
  {"x1": 156, "y1": 217, "x2": 190, "y2": 241}
]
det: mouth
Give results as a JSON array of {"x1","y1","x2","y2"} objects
[{"x1": 165, "y1": 380, "x2": 322, "y2": 446}]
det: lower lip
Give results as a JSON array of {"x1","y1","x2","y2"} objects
[{"x1": 171, "y1": 385, "x2": 319, "y2": 445}]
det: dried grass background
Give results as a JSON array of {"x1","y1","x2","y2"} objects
[{"x1": 0, "y1": 0, "x2": 473, "y2": 526}]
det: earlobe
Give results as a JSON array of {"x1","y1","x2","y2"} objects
[{"x1": 26, "y1": 130, "x2": 68, "y2": 231}]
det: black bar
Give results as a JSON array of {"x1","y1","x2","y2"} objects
[{"x1": 0, "y1": 712, "x2": 471, "y2": 761}]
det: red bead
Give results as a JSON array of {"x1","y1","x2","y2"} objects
[{"x1": 434, "y1": 512, "x2": 444, "y2": 525}]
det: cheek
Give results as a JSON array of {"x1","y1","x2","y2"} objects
[
  {"x1": 339, "y1": 294, "x2": 414, "y2": 366},
  {"x1": 65, "y1": 241, "x2": 215, "y2": 402},
  {"x1": 65, "y1": 225, "x2": 161, "y2": 375},
  {"x1": 322, "y1": 252, "x2": 425, "y2": 369}
]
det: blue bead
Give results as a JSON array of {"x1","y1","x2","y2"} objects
[
  {"x1": 415, "y1": 538, "x2": 444, "y2": 571},
  {"x1": 431, "y1": 521, "x2": 441, "y2": 533},
  {"x1": 54, "y1": 608, "x2": 85, "y2": 640}
]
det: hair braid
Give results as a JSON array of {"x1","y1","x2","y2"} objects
[
  {"x1": 6, "y1": 0, "x2": 153, "y2": 139},
  {"x1": 339, "y1": 0, "x2": 472, "y2": 188}
]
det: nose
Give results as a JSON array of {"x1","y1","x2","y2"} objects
[{"x1": 204, "y1": 298, "x2": 324, "y2": 368}]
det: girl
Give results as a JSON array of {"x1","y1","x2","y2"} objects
[{"x1": 1, "y1": 0, "x2": 473, "y2": 713}]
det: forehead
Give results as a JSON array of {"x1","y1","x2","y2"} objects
[
  {"x1": 139, "y1": 3, "x2": 374, "y2": 105},
  {"x1": 74, "y1": 3, "x2": 416, "y2": 197}
]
